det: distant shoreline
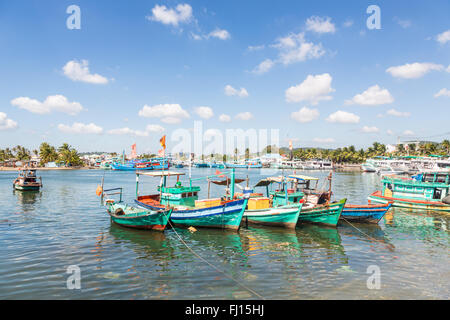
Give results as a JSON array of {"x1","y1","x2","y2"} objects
[{"x1": 0, "y1": 166, "x2": 99, "y2": 171}]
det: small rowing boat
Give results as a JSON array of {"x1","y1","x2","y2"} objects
[
  {"x1": 13, "y1": 169, "x2": 42, "y2": 191},
  {"x1": 341, "y1": 202, "x2": 392, "y2": 224}
]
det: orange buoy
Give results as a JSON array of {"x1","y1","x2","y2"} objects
[{"x1": 96, "y1": 185, "x2": 103, "y2": 196}]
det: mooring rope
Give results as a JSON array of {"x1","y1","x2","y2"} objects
[
  {"x1": 340, "y1": 216, "x2": 395, "y2": 251},
  {"x1": 161, "y1": 210, "x2": 265, "y2": 300}
]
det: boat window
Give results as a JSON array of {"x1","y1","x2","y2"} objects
[
  {"x1": 436, "y1": 175, "x2": 446, "y2": 183},
  {"x1": 433, "y1": 189, "x2": 442, "y2": 200}
]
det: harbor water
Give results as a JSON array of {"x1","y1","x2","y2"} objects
[{"x1": 0, "y1": 168, "x2": 448, "y2": 299}]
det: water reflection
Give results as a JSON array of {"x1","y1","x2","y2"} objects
[
  {"x1": 13, "y1": 190, "x2": 41, "y2": 212},
  {"x1": 337, "y1": 221, "x2": 395, "y2": 251}
]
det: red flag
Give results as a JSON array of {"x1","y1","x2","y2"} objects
[
  {"x1": 216, "y1": 170, "x2": 225, "y2": 178},
  {"x1": 160, "y1": 135, "x2": 166, "y2": 150},
  {"x1": 130, "y1": 143, "x2": 137, "y2": 159}
]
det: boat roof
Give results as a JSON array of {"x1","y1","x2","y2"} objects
[
  {"x1": 136, "y1": 171, "x2": 185, "y2": 177},
  {"x1": 288, "y1": 174, "x2": 319, "y2": 181}
]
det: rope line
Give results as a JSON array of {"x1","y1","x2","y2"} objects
[
  {"x1": 161, "y1": 210, "x2": 265, "y2": 300},
  {"x1": 340, "y1": 216, "x2": 395, "y2": 251}
]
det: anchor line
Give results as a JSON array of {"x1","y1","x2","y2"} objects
[
  {"x1": 160, "y1": 210, "x2": 265, "y2": 300},
  {"x1": 340, "y1": 216, "x2": 395, "y2": 251}
]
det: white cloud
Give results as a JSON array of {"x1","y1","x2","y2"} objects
[
  {"x1": 207, "y1": 28, "x2": 230, "y2": 40},
  {"x1": 252, "y1": 59, "x2": 274, "y2": 75},
  {"x1": 248, "y1": 45, "x2": 265, "y2": 51},
  {"x1": 394, "y1": 17, "x2": 412, "y2": 29},
  {"x1": 286, "y1": 73, "x2": 334, "y2": 105},
  {"x1": 346, "y1": 85, "x2": 394, "y2": 106},
  {"x1": 343, "y1": 20, "x2": 354, "y2": 28},
  {"x1": 235, "y1": 112, "x2": 253, "y2": 120},
  {"x1": 147, "y1": 4, "x2": 192, "y2": 27},
  {"x1": 386, "y1": 62, "x2": 443, "y2": 79},
  {"x1": 275, "y1": 32, "x2": 325, "y2": 65},
  {"x1": 145, "y1": 124, "x2": 165, "y2": 133},
  {"x1": 62, "y1": 60, "x2": 108, "y2": 84},
  {"x1": 0, "y1": 112, "x2": 18, "y2": 130},
  {"x1": 326, "y1": 110, "x2": 360, "y2": 123},
  {"x1": 313, "y1": 137, "x2": 335, "y2": 143},
  {"x1": 107, "y1": 127, "x2": 149, "y2": 137},
  {"x1": 57, "y1": 122, "x2": 103, "y2": 134},
  {"x1": 291, "y1": 107, "x2": 320, "y2": 123},
  {"x1": 436, "y1": 30, "x2": 450, "y2": 44},
  {"x1": 194, "y1": 106, "x2": 214, "y2": 119},
  {"x1": 386, "y1": 109, "x2": 411, "y2": 117},
  {"x1": 434, "y1": 88, "x2": 450, "y2": 98},
  {"x1": 361, "y1": 126, "x2": 380, "y2": 133},
  {"x1": 387, "y1": 129, "x2": 394, "y2": 136},
  {"x1": 219, "y1": 114, "x2": 231, "y2": 122},
  {"x1": 403, "y1": 130, "x2": 415, "y2": 136},
  {"x1": 305, "y1": 16, "x2": 336, "y2": 34},
  {"x1": 11, "y1": 95, "x2": 84, "y2": 115},
  {"x1": 138, "y1": 103, "x2": 190, "y2": 123},
  {"x1": 224, "y1": 85, "x2": 249, "y2": 98}
]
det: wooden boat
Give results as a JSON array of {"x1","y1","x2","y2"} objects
[
  {"x1": 101, "y1": 187, "x2": 172, "y2": 231},
  {"x1": 299, "y1": 199, "x2": 347, "y2": 227},
  {"x1": 341, "y1": 202, "x2": 392, "y2": 223},
  {"x1": 13, "y1": 169, "x2": 42, "y2": 191},
  {"x1": 105, "y1": 201, "x2": 172, "y2": 231},
  {"x1": 134, "y1": 170, "x2": 249, "y2": 231},
  {"x1": 368, "y1": 172, "x2": 450, "y2": 212},
  {"x1": 241, "y1": 177, "x2": 304, "y2": 229}
]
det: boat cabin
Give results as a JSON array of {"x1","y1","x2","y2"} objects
[
  {"x1": 382, "y1": 172, "x2": 450, "y2": 202},
  {"x1": 13, "y1": 169, "x2": 42, "y2": 191}
]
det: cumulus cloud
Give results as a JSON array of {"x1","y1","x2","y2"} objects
[
  {"x1": 275, "y1": 32, "x2": 325, "y2": 65},
  {"x1": 346, "y1": 85, "x2": 394, "y2": 106},
  {"x1": 434, "y1": 88, "x2": 450, "y2": 98},
  {"x1": 305, "y1": 16, "x2": 336, "y2": 34},
  {"x1": 194, "y1": 106, "x2": 214, "y2": 119},
  {"x1": 62, "y1": 60, "x2": 108, "y2": 84},
  {"x1": 107, "y1": 127, "x2": 149, "y2": 137},
  {"x1": 57, "y1": 122, "x2": 103, "y2": 134},
  {"x1": 11, "y1": 95, "x2": 84, "y2": 115},
  {"x1": 145, "y1": 124, "x2": 165, "y2": 132},
  {"x1": 313, "y1": 137, "x2": 335, "y2": 143},
  {"x1": 286, "y1": 73, "x2": 334, "y2": 105},
  {"x1": 224, "y1": 85, "x2": 249, "y2": 98},
  {"x1": 361, "y1": 126, "x2": 380, "y2": 133},
  {"x1": 147, "y1": 3, "x2": 192, "y2": 27},
  {"x1": 326, "y1": 110, "x2": 360, "y2": 123},
  {"x1": 386, "y1": 62, "x2": 443, "y2": 79},
  {"x1": 0, "y1": 112, "x2": 18, "y2": 130},
  {"x1": 252, "y1": 59, "x2": 274, "y2": 75},
  {"x1": 138, "y1": 103, "x2": 190, "y2": 123},
  {"x1": 219, "y1": 114, "x2": 231, "y2": 122},
  {"x1": 386, "y1": 109, "x2": 411, "y2": 117},
  {"x1": 291, "y1": 107, "x2": 320, "y2": 123},
  {"x1": 235, "y1": 112, "x2": 253, "y2": 120},
  {"x1": 436, "y1": 30, "x2": 450, "y2": 44},
  {"x1": 403, "y1": 130, "x2": 415, "y2": 136},
  {"x1": 207, "y1": 29, "x2": 230, "y2": 40}
]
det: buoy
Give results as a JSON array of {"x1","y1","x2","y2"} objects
[{"x1": 96, "y1": 185, "x2": 103, "y2": 196}]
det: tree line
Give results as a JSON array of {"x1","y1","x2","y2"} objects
[{"x1": 0, "y1": 143, "x2": 83, "y2": 167}]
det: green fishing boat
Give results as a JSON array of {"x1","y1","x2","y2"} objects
[
  {"x1": 241, "y1": 177, "x2": 304, "y2": 229},
  {"x1": 13, "y1": 169, "x2": 42, "y2": 191},
  {"x1": 298, "y1": 198, "x2": 347, "y2": 227},
  {"x1": 101, "y1": 187, "x2": 172, "y2": 231},
  {"x1": 368, "y1": 172, "x2": 450, "y2": 212}
]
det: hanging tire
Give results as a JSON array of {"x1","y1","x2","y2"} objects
[{"x1": 114, "y1": 208, "x2": 125, "y2": 216}]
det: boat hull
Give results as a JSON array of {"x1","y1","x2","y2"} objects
[
  {"x1": 298, "y1": 199, "x2": 346, "y2": 227},
  {"x1": 368, "y1": 191, "x2": 450, "y2": 212},
  {"x1": 13, "y1": 184, "x2": 40, "y2": 191},
  {"x1": 136, "y1": 198, "x2": 248, "y2": 231},
  {"x1": 341, "y1": 203, "x2": 392, "y2": 223},
  {"x1": 106, "y1": 203, "x2": 172, "y2": 231},
  {"x1": 243, "y1": 204, "x2": 302, "y2": 229}
]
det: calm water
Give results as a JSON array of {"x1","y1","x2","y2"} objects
[{"x1": 0, "y1": 168, "x2": 448, "y2": 299}]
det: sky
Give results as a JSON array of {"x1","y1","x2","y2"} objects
[{"x1": 0, "y1": 0, "x2": 449, "y2": 155}]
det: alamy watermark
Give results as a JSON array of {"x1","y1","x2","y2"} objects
[
  {"x1": 66, "y1": 265, "x2": 81, "y2": 289},
  {"x1": 366, "y1": 265, "x2": 381, "y2": 290},
  {"x1": 66, "y1": 5, "x2": 81, "y2": 30}
]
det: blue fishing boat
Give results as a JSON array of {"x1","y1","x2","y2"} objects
[
  {"x1": 341, "y1": 202, "x2": 392, "y2": 224},
  {"x1": 134, "y1": 169, "x2": 249, "y2": 230}
]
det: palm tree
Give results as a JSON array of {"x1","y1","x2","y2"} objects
[
  {"x1": 39, "y1": 142, "x2": 58, "y2": 165},
  {"x1": 441, "y1": 140, "x2": 450, "y2": 155}
]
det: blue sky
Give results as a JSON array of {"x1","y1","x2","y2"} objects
[{"x1": 0, "y1": 0, "x2": 449, "y2": 154}]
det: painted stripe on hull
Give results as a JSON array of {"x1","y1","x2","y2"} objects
[
  {"x1": 243, "y1": 205, "x2": 302, "y2": 229},
  {"x1": 298, "y1": 199, "x2": 346, "y2": 227},
  {"x1": 111, "y1": 221, "x2": 166, "y2": 231},
  {"x1": 368, "y1": 192, "x2": 450, "y2": 212},
  {"x1": 341, "y1": 203, "x2": 391, "y2": 223}
]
